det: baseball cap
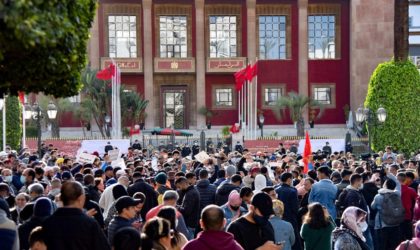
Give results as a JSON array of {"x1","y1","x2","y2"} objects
[
  {"x1": 251, "y1": 192, "x2": 274, "y2": 218},
  {"x1": 115, "y1": 196, "x2": 142, "y2": 214}
]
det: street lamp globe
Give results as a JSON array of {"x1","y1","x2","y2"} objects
[
  {"x1": 0, "y1": 99, "x2": 4, "y2": 110},
  {"x1": 105, "y1": 115, "x2": 111, "y2": 124},
  {"x1": 31, "y1": 103, "x2": 39, "y2": 119},
  {"x1": 355, "y1": 107, "x2": 365, "y2": 123},
  {"x1": 47, "y1": 102, "x2": 57, "y2": 119},
  {"x1": 259, "y1": 114, "x2": 265, "y2": 125},
  {"x1": 24, "y1": 103, "x2": 33, "y2": 120},
  {"x1": 377, "y1": 106, "x2": 387, "y2": 123}
]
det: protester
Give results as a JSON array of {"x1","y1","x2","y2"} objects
[
  {"x1": 175, "y1": 176, "x2": 200, "y2": 239},
  {"x1": 270, "y1": 199, "x2": 295, "y2": 250},
  {"x1": 141, "y1": 217, "x2": 173, "y2": 250},
  {"x1": 221, "y1": 190, "x2": 247, "y2": 228},
  {"x1": 157, "y1": 206, "x2": 188, "y2": 250},
  {"x1": 396, "y1": 220, "x2": 420, "y2": 250},
  {"x1": 309, "y1": 166, "x2": 338, "y2": 220},
  {"x1": 332, "y1": 206, "x2": 370, "y2": 250},
  {"x1": 113, "y1": 227, "x2": 142, "y2": 250},
  {"x1": 300, "y1": 202, "x2": 335, "y2": 250},
  {"x1": 0, "y1": 198, "x2": 19, "y2": 250}
]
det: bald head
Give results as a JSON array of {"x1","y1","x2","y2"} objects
[
  {"x1": 60, "y1": 181, "x2": 85, "y2": 208},
  {"x1": 201, "y1": 205, "x2": 225, "y2": 231}
]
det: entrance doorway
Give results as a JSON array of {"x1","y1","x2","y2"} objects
[{"x1": 161, "y1": 86, "x2": 188, "y2": 129}]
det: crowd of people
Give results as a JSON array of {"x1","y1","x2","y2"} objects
[{"x1": 0, "y1": 141, "x2": 420, "y2": 250}]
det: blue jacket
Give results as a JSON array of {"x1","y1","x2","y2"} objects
[
  {"x1": 195, "y1": 179, "x2": 216, "y2": 211},
  {"x1": 275, "y1": 184, "x2": 299, "y2": 228},
  {"x1": 269, "y1": 216, "x2": 295, "y2": 250},
  {"x1": 107, "y1": 216, "x2": 132, "y2": 245},
  {"x1": 221, "y1": 203, "x2": 247, "y2": 228},
  {"x1": 309, "y1": 179, "x2": 338, "y2": 220}
]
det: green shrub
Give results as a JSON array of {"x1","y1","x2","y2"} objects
[
  {"x1": 364, "y1": 60, "x2": 420, "y2": 155},
  {"x1": 0, "y1": 96, "x2": 22, "y2": 149}
]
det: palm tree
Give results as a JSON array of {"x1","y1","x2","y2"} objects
[
  {"x1": 394, "y1": 0, "x2": 409, "y2": 62},
  {"x1": 271, "y1": 92, "x2": 325, "y2": 136}
]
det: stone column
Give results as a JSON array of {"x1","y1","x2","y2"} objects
[
  {"x1": 143, "y1": 0, "x2": 155, "y2": 128},
  {"x1": 88, "y1": 8, "x2": 100, "y2": 69},
  {"x1": 195, "y1": 0, "x2": 206, "y2": 129},
  {"x1": 298, "y1": 0, "x2": 309, "y2": 123},
  {"x1": 247, "y1": 0, "x2": 257, "y2": 138}
]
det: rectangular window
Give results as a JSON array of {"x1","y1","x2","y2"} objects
[
  {"x1": 209, "y1": 16, "x2": 237, "y2": 58},
  {"x1": 215, "y1": 88, "x2": 233, "y2": 106},
  {"x1": 159, "y1": 16, "x2": 188, "y2": 58},
  {"x1": 259, "y1": 16, "x2": 287, "y2": 59},
  {"x1": 108, "y1": 15, "x2": 137, "y2": 58},
  {"x1": 308, "y1": 15, "x2": 335, "y2": 59},
  {"x1": 264, "y1": 88, "x2": 283, "y2": 106},
  {"x1": 313, "y1": 87, "x2": 332, "y2": 104},
  {"x1": 409, "y1": 6, "x2": 420, "y2": 32}
]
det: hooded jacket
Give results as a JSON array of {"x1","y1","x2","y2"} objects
[
  {"x1": 182, "y1": 230, "x2": 244, "y2": 250},
  {"x1": 215, "y1": 182, "x2": 240, "y2": 206},
  {"x1": 195, "y1": 179, "x2": 216, "y2": 211}
]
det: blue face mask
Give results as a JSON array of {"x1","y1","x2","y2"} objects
[
  {"x1": 4, "y1": 176, "x2": 12, "y2": 183},
  {"x1": 20, "y1": 175, "x2": 26, "y2": 184}
]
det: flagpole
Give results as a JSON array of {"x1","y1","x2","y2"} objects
[
  {"x1": 254, "y1": 59, "x2": 258, "y2": 140},
  {"x1": 22, "y1": 104, "x2": 26, "y2": 148},
  {"x1": 2, "y1": 95, "x2": 6, "y2": 151}
]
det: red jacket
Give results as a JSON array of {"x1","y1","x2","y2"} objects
[
  {"x1": 182, "y1": 230, "x2": 244, "y2": 250},
  {"x1": 401, "y1": 184, "x2": 418, "y2": 220}
]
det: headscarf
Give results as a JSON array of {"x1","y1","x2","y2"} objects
[
  {"x1": 254, "y1": 174, "x2": 266, "y2": 194},
  {"x1": 341, "y1": 206, "x2": 367, "y2": 242},
  {"x1": 413, "y1": 220, "x2": 420, "y2": 248}
]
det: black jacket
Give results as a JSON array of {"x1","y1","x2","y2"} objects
[
  {"x1": 215, "y1": 182, "x2": 240, "y2": 206},
  {"x1": 195, "y1": 179, "x2": 216, "y2": 211},
  {"x1": 179, "y1": 185, "x2": 200, "y2": 228},
  {"x1": 275, "y1": 184, "x2": 299, "y2": 228},
  {"x1": 341, "y1": 187, "x2": 369, "y2": 212},
  {"x1": 107, "y1": 216, "x2": 132, "y2": 245},
  {"x1": 42, "y1": 207, "x2": 110, "y2": 250},
  {"x1": 127, "y1": 179, "x2": 158, "y2": 219},
  {"x1": 19, "y1": 216, "x2": 46, "y2": 250}
]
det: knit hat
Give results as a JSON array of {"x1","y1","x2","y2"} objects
[
  {"x1": 154, "y1": 172, "x2": 167, "y2": 185},
  {"x1": 33, "y1": 197, "x2": 53, "y2": 217},
  {"x1": 228, "y1": 190, "x2": 242, "y2": 207},
  {"x1": 56, "y1": 158, "x2": 64, "y2": 165}
]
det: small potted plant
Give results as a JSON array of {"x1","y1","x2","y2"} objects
[{"x1": 199, "y1": 106, "x2": 215, "y2": 129}]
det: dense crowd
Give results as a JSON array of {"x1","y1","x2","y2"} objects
[{"x1": 0, "y1": 141, "x2": 420, "y2": 250}]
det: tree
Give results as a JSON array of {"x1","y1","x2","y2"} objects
[
  {"x1": 271, "y1": 92, "x2": 324, "y2": 136},
  {"x1": 364, "y1": 60, "x2": 420, "y2": 155},
  {"x1": 120, "y1": 88, "x2": 149, "y2": 127},
  {"x1": 0, "y1": 96, "x2": 22, "y2": 149},
  {"x1": 0, "y1": 0, "x2": 96, "y2": 97},
  {"x1": 394, "y1": 0, "x2": 409, "y2": 62}
]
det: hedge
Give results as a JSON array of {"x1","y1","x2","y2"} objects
[
  {"x1": 364, "y1": 60, "x2": 420, "y2": 155},
  {"x1": 0, "y1": 96, "x2": 22, "y2": 149}
]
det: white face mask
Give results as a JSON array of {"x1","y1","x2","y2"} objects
[{"x1": 358, "y1": 221, "x2": 368, "y2": 232}]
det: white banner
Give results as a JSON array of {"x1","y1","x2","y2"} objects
[
  {"x1": 76, "y1": 153, "x2": 97, "y2": 164},
  {"x1": 79, "y1": 139, "x2": 130, "y2": 156},
  {"x1": 111, "y1": 158, "x2": 126, "y2": 169},
  {"x1": 297, "y1": 139, "x2": 345, "y2": 154}
]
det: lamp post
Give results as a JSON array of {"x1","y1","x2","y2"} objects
[
  {"x1": 258, "y1": 114, "x2": 265, "y2": 139},
  {"x1": 104, "y1": 115, "x2": 111, "y2": 138},
  {"x1": 355, "y1": 106, "x2": 387, "y2": 154},
  {"x1": 25, "y1": 102, "x2": 57, "y2": 157},
  {"x1": 0, "y1": 97, "x2": 5, "y2": 151}
]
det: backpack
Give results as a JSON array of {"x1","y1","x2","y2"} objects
[{"x1": 380, "y1": 192, "x2": 405, "y2": 225}]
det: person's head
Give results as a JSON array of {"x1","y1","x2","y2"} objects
[
  {"x1": 303, "y1": 202, "x2": 330, "y2": 229},
  {"x1": 280, "y1": 172, "x2": 293, "y2": 186},
  {"x1": 113, "y1": 227, "x2": 142, "y2": 250},
  {"x1": 157, "y1": 206, "x2": 178, "y2": 231},
  {"x1": 227, "y1": 190, "x2": 242, "y2": 211},
  {"x1": 154, "y1": 172, "x2": 167, "y2": 186},
  {"x1": 133, "y1": 192, "x2": 146, "y2": 212},
  {"x1": 231, "y1": 174, "x2": 242, "y2": 186},
  {"x1": 175, "y1": 177, "x2": 189, "y2": 191},
  {"x1": 28, "y1": 183, "x2": 44, "y2": 200},
  {"x1": 385, "y1": 146, "x2": 392, "y2": 153},
  {"x1": 405, "y1": 171, "x2": 415, "y2": 185},
  {"x1": 254, "y1": 174, "x2": 267, "y2": 192},
  {"x1": 303, "y1": 178, "x2": 315, "y2": 191},
  {"x1": 29, "y1": 226, "x2": 47, "y2": 250},
  {"x1": 143, "y1": 217, "x2": 173, "y2": 249},
  {"x1": 200, "y1": 205, "x2": 225, "y2": 231},
  {"x1": 199, "y1": 169, "x2": 209, "y2": 180},
  {"x1": 341, "y1": 169, "x2": 353, "y2": 181},
  {"x1": 60, "y1": 181, "x2": 85, "y2": 209},
  {"x1": 112, "y1": 184, "x2": 129, "y2": 200},
  {"x1": 22, "y1": 168, "x2": 36, "y2": 184},
  {"x1": 185, "y1": 172, "x2": 197, "y2": 185},
  {"x1": 317, "y1": 166, "x2": 330, "y2": 180},
  {"x1": 250, "y1": 192, "x2": 274, "y2": 220},
  {"x1": 33, "y1": 197, "x2": 53, "y2": 218},
  {"x1": 384, "y1": 179, "x2": 397, "y2": 190},
  {"x1": 341, "y1": 206, "x2": 368, "y2": 241},
  {"x1": 239, "y1": 187, "x2": 253, "y2": 204},
  {"x1": 162, "y1": 190, "x2": 179, "y2": 206},
  {"x1": 389, "y1": 164, "x2": 399, "y2": 176},
  {"x1": 350, "y1": 174, "x2": 363, "y2": 189},
  {"x1": 261, "y1": 187, "x2": 277, "y2": 200},
  {"x1": 115, "y1": 196, "x2": 141, "y2": 219},
  {"x1": 272, "y1": 199, "x2": 285, "y2": 218},
  {"x1": 226, "y1": 165, "x2": 237, "y2": 178},
  {"x1": 397, "y1": 172, "x2": 407, "y2": 185},
  {"x1": 15, "y1": 193, "x2": 30, "y2": 209}
]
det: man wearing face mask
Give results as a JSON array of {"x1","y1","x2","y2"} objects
[
  {"x1": 221, "y1": 190, "x2": 247, "y2": 228},
  {"x1": 227, "y1": 192, "x2": 282, "y2": 250}
]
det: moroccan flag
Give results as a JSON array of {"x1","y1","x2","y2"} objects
[
  {"x1": 96, "y1": 63, "x2": 115, "y2": 80},
  {"x1": 18, "y1": 92, "x2": 25, "y2": 104},
  {"x1": 234, "y1": 65, "x2": 250, "y2": 91},
  {"x1": 129, "y1": 126, "x2": 140, "y2": 136},
  {"x1": 245, "y1": 62, "x2": 258, "y2": 81},
  {"x1": 302, "y1": 131, "x2": 313, "y2": 174},
  {"x1": 229, "y1": 123, "x2": 240, "y2": 134}
]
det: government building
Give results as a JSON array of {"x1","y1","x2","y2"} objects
[{"x1": 79, "y1": 0, "x2": 399, "y2": 130}]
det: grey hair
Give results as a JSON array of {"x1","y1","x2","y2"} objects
[
  {"x1": 163, "y1": 190, "x2": 179, "y2": 201},
  {"x1": 28, "y1": 183, "x2": 44, "y2": 196}
]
